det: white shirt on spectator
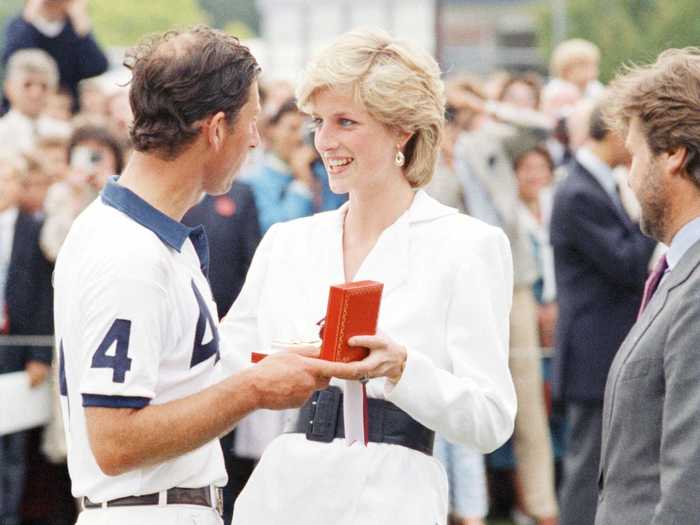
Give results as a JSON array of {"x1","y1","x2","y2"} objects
[
  {"x1": 0, "y1": 206, "x2": 18, "y2": 330},
  {"x1": 0, "y1": 109, "x2": 70, "y2": 153}
]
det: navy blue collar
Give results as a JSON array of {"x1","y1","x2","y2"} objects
[{"x1": 101, "y1": 177, "x2": 210, "y2": 275}]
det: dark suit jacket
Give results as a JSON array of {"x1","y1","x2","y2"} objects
[
  {"x1": 596, "y1": 238, "x2": 700, "y2": 524},
  {"x1": 183, "y1": 182, "x2": 261, "y2": 318},
  {"x1": 0, "y1": 211, "x2": 54, "y2": 373},
  {"x1": 550, "y1": 159, "x2": 656, "y2": 402}
]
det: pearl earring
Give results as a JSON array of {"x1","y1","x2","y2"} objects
[{"x1": 394, "y1": 147, "x2": 405, "y2": 167}]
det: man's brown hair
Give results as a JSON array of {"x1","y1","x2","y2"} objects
[
  {"x1": 124, "y1": 26, "x2": 260, "y2": 160},
  {"x1": 606, "y1": 48, "x2": 700, "y2": 184}
]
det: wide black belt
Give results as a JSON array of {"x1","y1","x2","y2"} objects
[
  {"x1": 292, "y1": 386, "x2": 435, "y2": 456},
  {"x1": 82, "y1": 486, "x2": 222, "y2": 514}
]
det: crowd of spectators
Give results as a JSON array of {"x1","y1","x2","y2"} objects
[{"x1": 0, "y1": 4, "x2": 656, "y2": 525}]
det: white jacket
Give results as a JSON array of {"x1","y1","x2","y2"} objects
[{"x1": 220, "y1": 190, "x2": 516, "y2": 524}]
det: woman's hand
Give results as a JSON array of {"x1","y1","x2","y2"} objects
[{"x1": 347, "y1": 332, "x2": 407, "y2": 384}]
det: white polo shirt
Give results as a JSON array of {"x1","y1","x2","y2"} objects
[{"x1": 54, "y1": 178, "x2": 227, "y2": 502}]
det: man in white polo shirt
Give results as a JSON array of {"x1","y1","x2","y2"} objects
[{"x1": 53, "y1": 26, "x2": 365, "y2": 525}]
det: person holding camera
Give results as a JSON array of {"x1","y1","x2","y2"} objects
[{"x1": 40, "y1": 124, "x2": 124, "y2": 262}]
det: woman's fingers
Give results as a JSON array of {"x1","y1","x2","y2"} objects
[{"x1": 348, "y1": 334, "x2": 386, "y2": 349}]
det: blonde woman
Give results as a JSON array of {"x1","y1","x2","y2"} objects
[{"x1": 221, "y1": 28, "x2": 516, "y2": 524}]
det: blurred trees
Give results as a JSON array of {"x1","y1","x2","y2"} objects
[
  {"x1": 0, "y1": 0, "x2": 24, "y2": 50},
  {"x1": 90, "y1": 0, "x2": 258, "y2": 46},
  {"x1": 198, "y1": 0, "x2": 259, "y2": 34},
  {"x1": 90, "y1": 0, "x2": 209, "y2": 47},
  {"x1": 538, "y1": 0, "x2": 700, "y2": 82}
]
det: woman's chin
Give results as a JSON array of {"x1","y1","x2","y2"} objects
[{"x1": 328, "y1": 178, "x2": 351, "y2": 195}]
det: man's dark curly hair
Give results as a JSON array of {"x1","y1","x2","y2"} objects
[{"x1": 124, "y1": 26, "x2": 260, "y2": 160}]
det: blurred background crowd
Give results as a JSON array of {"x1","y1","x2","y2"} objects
[{"x1": 0, "y1": 1, "x2": 697, "y2": 525}]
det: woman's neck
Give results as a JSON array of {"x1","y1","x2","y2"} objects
[
  {"x1": 344, "y1": 176, "x2": 415, "y2": 241},
  {"x1": 521, "y1": 194, "x2": 542, "y2": 221}
]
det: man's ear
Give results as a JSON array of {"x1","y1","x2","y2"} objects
[
  {"x1": 666, "y1": 146, "x2": 689, "y2": 178},
  {"x1": 206, "y1": 111, "x2": 227, "y2": 150}
]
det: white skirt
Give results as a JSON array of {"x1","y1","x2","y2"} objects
[{"x1": 232, "y1": 433, "x2": 448, "y2": 525}]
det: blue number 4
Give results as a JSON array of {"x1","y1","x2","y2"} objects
[
  {"x1": 191, "y1": 281, "x2": 220, "y2": 368},
  {"x1": 92, "y1": 319, "x2": 132, "y2": 383}
]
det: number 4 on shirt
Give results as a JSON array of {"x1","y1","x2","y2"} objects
[
  {"x1": 91, "y1": 319, "x2": 132, "y2": 383},
  {"x1": 190, "y1": 281, "x2": 220, "y2": 367}
]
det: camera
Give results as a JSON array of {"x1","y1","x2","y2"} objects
[{"x1": 70, "y1": 146, "x2": 102, "y2": 173}]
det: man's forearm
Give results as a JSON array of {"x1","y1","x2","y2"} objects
[{"x1": 86, "y1": 367, "x2": 261, "y2": 476}]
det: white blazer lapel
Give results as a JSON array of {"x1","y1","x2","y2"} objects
[
  {"x1": 354, "y1": 191, "x2": 458, "y2": 297},
  {"x1": 352, "y1": 209, "x2": 411, "y2": 297},
  {"x1": 298, "y1": 208, "x2": 346, "y2": 333}
]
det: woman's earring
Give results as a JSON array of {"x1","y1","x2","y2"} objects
[{"x1": 394, "y1": 147, "x2": 405, "y2": 167}]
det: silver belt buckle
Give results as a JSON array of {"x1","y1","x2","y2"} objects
[{"x1": 215, "y1": 487, "x2": 223, "y2": 516}]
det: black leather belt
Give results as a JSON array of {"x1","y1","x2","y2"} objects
[
  {"x1": 82, "y1": 486, "x2": 222, "y2": 514},
  {"x1": 292, "y1": 386, "x2": 435, "y2": 455}
]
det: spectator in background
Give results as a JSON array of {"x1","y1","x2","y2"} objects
[
  {"x1": 78, "y1": 77, "x2": 108, "y2": 117},
  {"x1": 550, "y1": 99, "x2": 656, "y2": 525},
  {"x1": 448, "y1": 75, "x2": 559, "y2": 525},
  {"x1": 18, "y1": 153, "x2": 52, "y2": 218},
  {"x1": 3, "y1": 0, "x2": 109, "y2": 114},
  {"x1": 425, "y1": 105, "x2": 469, "y2": 212},
  {"x1": 514, "y1": 145, "x2": 557, "y2": 347},
  {"x1": 105, "y1": 86, "x2": 134, "y2": 147},
  {"x1": 549, "y1": 39, "x2": 604, "y2": 100},
  {"x1": 36, "y1": 135, "x2": 70, "y2": 182},
  {"x1": 0, "y1": 49, "x2": 70, "y2": 152},
  {"x1": 244, "y1": 98, "x2": 316, "y2": 233},
  {"x1": 45, "y1": 87, "x2": 74, "y2": 122},
  {"x1": 499, "y1": 73, "x2": 543, "y2": 111},
  {"x1": 40, "y1": 123, "x2": 123, "y2": 261},
  {"x1": 426, "y1": 105, "x2": 489, "y2": 525},
  {"x1": 0, "y1": 151, "x2": 54, "y2": 525},
  {"x1": 540, "y1": 80, "x2": 582, "y2": 167}
]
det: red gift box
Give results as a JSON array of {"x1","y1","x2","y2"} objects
[
  {"x1": 250, "y1": 281, "x2": 383, "y2": 363},
  {"x1": 319, "y1": 281, "x2": 383, "y2": 362}
]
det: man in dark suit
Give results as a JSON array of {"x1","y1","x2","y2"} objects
[
  {"x1": 183, "y1": 179, "x2": 261, "y2": 525},
  {"x1": 596, "y1": 48, "x2": 700, "y2": 524},
  {"x1": 550, "y1": 101, "x2": 656, "y2": 525},
  {"x1": 183, "y1": 180, "x2": 261, "y2": 316},
  {"x1": 0, "y1": 154, "x2": 53, "y2": 525}
]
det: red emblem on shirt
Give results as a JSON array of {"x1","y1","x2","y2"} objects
[{"x1": 215, "y1": 196, "x2": 236, "y2": 217}]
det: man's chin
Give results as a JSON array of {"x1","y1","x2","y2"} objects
[{"x1": 207, "y1": 171, "x2": 238, "y2": 196}]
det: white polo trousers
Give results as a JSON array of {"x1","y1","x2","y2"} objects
[{"x1": 76, "y1": 505, "x2": 223, "y2": 525}]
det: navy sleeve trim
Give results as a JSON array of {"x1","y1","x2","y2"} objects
[{"x1": 81, "y1": 394, "x2": 150, "y2": 409}]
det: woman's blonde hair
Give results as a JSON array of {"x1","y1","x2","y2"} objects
[{"x1": 296, "y1": 28, "x2": 445, "y2": 188}]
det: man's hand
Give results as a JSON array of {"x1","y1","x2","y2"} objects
[
  {"x1": 26, "y1": 360, "x2": 50, "y2": 388},
  {"x1": 446, "y1": 86, "x2": 486, "y2": 114},
  {"x1": 538, "y1": 302, "x2": 558, "y2": 349},
  {"x1": 250, "y1": 346, "x2": 332, "y2": 410},
  {"x1": 22, "y1": 0, "x2": 45, "y2": 24},
  {"x1": 66, "y1": 0, "x2": 92, "y2": 37}
]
